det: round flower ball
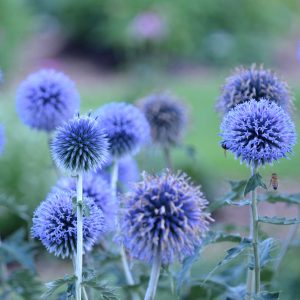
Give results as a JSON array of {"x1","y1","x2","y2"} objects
[
  {"x1": 16, "y1": 69, "x2": 80, "y2": 132},
  {"x1": 0, "y1": 125, "x2": 5, "y2": 155},
  {"x1": 56, "y1": 173, "x2": 117, "y2": 231},
  {"x1": 217, "y1": 65, "x2": 293, "y2": 114},
  {"x1": 140, "y1": 92, "x2": 187, "y2": 147},
  {"x1": 220, "y1": 98, "x2": 297, "y2": 166},
  {"x1": 51, "y1": 115, "x2": 109, "y2": 173},
  {"x1": 32, "y1": 191, "x2": 105, "y2": 258},
  {"x1": 120, "y1": 171, "x2": 212, "y2": 265},
  {"x1": 96, "y1": 102, "x2": 150, "y2": 158}
]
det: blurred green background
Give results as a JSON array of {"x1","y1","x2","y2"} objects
[{"x1": 1, "y1": 0, "x2": 300, "y2": 299}]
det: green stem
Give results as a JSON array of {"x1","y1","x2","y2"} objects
[
  {"x1": 144, "y1": 249, "x2": 161, "y2": 300},
  {"x1": 163, "y1": 147, "x2": 173, "y2": 171},
  {"x1": 76, "y1": 173, "x2": 83, "y2": 300}
]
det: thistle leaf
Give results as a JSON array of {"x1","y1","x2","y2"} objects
[
  {"x1": 254, "y1": 291, "x2": 280, "y2": 299},
  {"x1": 259, "y1": 216, "x2": 300, "y2": 225},
  {"x1": 244, "y1": 173, "x2": 267, "y2": 196},
  {"x1": 203, "y1": 231, "x2": 243, "y2": 245},
  {"x1": 260, "y1": 193, "x2": 300, "y2": 205},
  {"x1": 42, "y1": 275, "x2": 76, "y2": 299}
]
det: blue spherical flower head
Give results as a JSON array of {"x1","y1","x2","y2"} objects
[
  {"x1": 0, "y1": 125, "x2": 5, "y2": 155},
  {"x1": 32, "y1": 191, "x2": 105, "y2": 258},
  {"x1": 56, "y1": 173, "x2": 117, "y2": 231},
  {"x1": 217, "y1": 65, "x2": 293, "y2": 114},
  {"x1": 220, "y1": 99, "x2": 297, "y2": 166},
  {"x1": 140, "y1": 91, "x2": 187, "y2": 147},
  {"x1": 51, "y1": 115, "x2": 109, "y2": 173},
  {"x1": 96, "y1": 102, "x2": 150, "y2": 158},
  {"x1": 120, "y1": 171, "x2": 213, "y2": 265},
  {"x1": 16, "y1": 69, "x2": 80, "y2": 132}
]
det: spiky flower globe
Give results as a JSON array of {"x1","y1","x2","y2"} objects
[
  {"x1": 140, "y1": 92, "x2": 187, "y2": 147},
  {"x1": 120, "y1": 171, "x2": 212, "y2": 265},
  {"x1": 217, "y1": 65, "x2": 293, "y2": 114},
  {"x1": 96, "y1": 102, "x2": 150, "y2": 158},
  {"x1": 0, "y1": 125, "x2": 5, "y2": 155},
  {"x1": 16, "y1": 69, "x2": 80, "y2": 132},
  {"x1": 220, "y1": 99, "x2": 297, "y2": 166},
  {"x1": 32, "y1": 191, "x2": 105, "y2": 258},
  {"x1": 51, "y1": 115, "x2": 109, "y2": 173},
  {"x1": 56, "y1": 173, "x2": 117, "y2": 230}
]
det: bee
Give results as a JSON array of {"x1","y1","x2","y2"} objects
[
  {"x1": 221, "y1": 142, "x2": 228, "y2": 158},
  {"x1": 269, "y1": 173, "x2": 278, "y2": 190}
]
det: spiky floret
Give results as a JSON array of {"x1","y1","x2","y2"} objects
[
  {"x1": 16, "y1": 69, "x2": 80, "y2": 131},
  {"x1": 96, "y1": 102, "x2": 150, "y2": 158},
  {"x1": 56, "y1": 173, "x2": 117, "y2": 231},
  {"x1": 51, "y1": 115, "x2": 109, "y2": 173},
  {"x1": 140, "y1": 92, "x2": 187, "y2": 147},
  {"x1": 0, "y1": 125, "x2": 5, "y2": 155},
  {"x1": 32, "y1": 191, "x2": 104, "y2": 259},
  {"x1": 120, "y1": 170, "x2": 212, "y2": 265},
  {"x1": 217, "y1": 65, "x2": 293, "y2": 114},
  {"x1": 220, "y1": 98, "x2": 297, "y2": 166}
]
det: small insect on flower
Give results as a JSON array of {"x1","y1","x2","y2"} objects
[
  {"x1": 51, "y1": 115, "x2": 109, "y2": 173},
  {"x1": 32, "y1": 191, "x2": 105, "y2": 259},
  {"x1": 96, "y1": 102, "x2": 150, "y2": 158},
  {"x1": 120, "y1": 170, "x2": 213, "y2": 265},
  {"x1": 269, "y1": 173, "x2": 279, "y2": 190},
  {"x1": 16, "y1": 69, "x2": 80, "y2": 132},
  {"x1": 139, "y1": 91, "x2": 187, "y2": 147},
  {"x1": 220, "y1": 99, "x2": 297, "y2": 166},
  {"x1": 221, "y1": 141, "x2": 228, "y2": 158},
  {"x1": 217, "y1": 64, "x2": 293, "y2": 114}
]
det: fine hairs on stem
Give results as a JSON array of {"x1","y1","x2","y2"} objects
[
  {"x1": 76, "y1": 173, "x2": 83, "y2": 300},
  {"x1": 144, "y1": 248, "x2": 162, "y2": 300},
  {"x1": 246, "y1": 164, "x2": 260, "y2": 299}
]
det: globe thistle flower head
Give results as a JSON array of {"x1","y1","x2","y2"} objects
[
  {"x1": 0, "y1": 125, "x2": 5, "y2": 155},
  {"x1": 16, "y1": 69, "x2": 80, "y2": 132},
  {"x1": 140, "y1": 92, "x2": 187, "y2": 147},
  {"x1": 32, "y1": 191, "x2": 104, "y2": 259},
  {"x1": 121, "y1": 170, "x2": 212, "y2": 265},
  {"x1": 56, "y1": 173, "x2": 117, "y2": 231},
  {"x1": 51, "y1": 115, "x2": 109, "y2": 173},
  {"x1": 96, "y1": 102, "x2": 150, "y2": 158},
  {"x1": 220, "y1": 98, "x2": 297, "y2": 166},
  {"x1": 217, "y1": 65, "x2": 293, "y2": 114}
]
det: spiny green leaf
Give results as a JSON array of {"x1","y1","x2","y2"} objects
[
  {"x1": 260, "y1": 193, "x2": 300, "y2": 205},
  {"x1": 254, "y1": 291, "x2": 280, "y2": 300},
  {"x1": 203, "y1": 231, "x2": 243, "y2": 245},
  {"x1": 259, "y1": 216, "x2": 300, "y2": 225},
  {"x1": 42, "y1": 275, "x2": 76, "y2": 299},
  {"x1": 244, "y1": 173, "x2": 267, "y2": 196}
]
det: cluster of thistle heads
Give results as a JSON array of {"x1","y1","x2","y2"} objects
[
  {"x1": 218, "y1": 64, "x2": 297, "y2": 167},
  {"x1": 11, "y1": 68, "x2": 212, "y2": 266}
]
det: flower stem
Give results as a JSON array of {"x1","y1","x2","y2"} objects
[
  {"x1": 144, "y1": 249, "x2": 161, "y2": 300},
  {"x1": 76, "y1": 173, "x2": 83, "y2": 300},
  {"x1": 163, "y1": 146, "x2": 173, "y2": 171}
]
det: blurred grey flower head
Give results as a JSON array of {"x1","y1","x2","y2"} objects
[
  {"x1": 96, "y1": 102, "x2": 150, "y2": 159},
  {"x1": 220, "y1": 98, "x2": 297, "y2": 166},
  {"x1": 51, "y1": 115, "x2": 109, "y2": 173},
  {"x1": 217, "y1": 64, "x2": 293, "y2": 114},
  {"x1": 140, "y1": 91, "x2": 187, "y2": 148},
  {"x1": 16, "y1": 69, "x2": 80, "y2": 132},
  {"x1": 120, "y1": 170, "x2": 212, "y2": 265},
  {"x1": 56, "y1": 173, "x2": 117, "y2": 231},
  {"x1": 32, "y1": 191, "x2": 105, "y2": 259},
  {"x1": 128, "y1": 11, "x2": 166, "y2": 41}
]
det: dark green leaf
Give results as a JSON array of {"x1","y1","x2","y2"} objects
[
  {"x1": 259, "y1": 193, "x2": 300, "y2": 205},
  {"x1": 42, "y1": 275, "x2": 76, "y2": 299},
  {"x1": 254, "y1": 291, "x2": 280, "y2": 299},
  {"x1": 259, "y1": 216, "x2": 300, "y2": 225},
  {"x1": 203, "y1": 231, "x2": 243, "y2": 245},
  {"x1": 244, "y1": 173, "x2": 267, "y2": 196}
]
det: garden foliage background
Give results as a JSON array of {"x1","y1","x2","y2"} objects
[{"x1": 1, "y1": 0, "x2": 300, "y2": 299}]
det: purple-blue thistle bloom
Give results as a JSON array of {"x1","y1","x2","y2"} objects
[
  {"x1": 96, "y1": 102, "x2": 150, "y2": 158},
  {"x1": 217, "y1": 65, "x2": 293, "y2": 114},
  {"x1": 16, "y1": 69, "x2": 80, "y2": 132},
  {"x1": 220, "y1": 99, "x2": 297, "y2": 166},
  {"x1": 120, "y1": 171, "x2": 212, "y2": 265},
  {"x1": 140, "y1": 92, "x2": 187, "y2": 147},
  {"x1": 51, "y1": 115, "x2": 109, "y2": 173},
  {"x1": 56, "y1": 173, "x2": 117, "y2": 231},
  {"x1": 32, "y1": 191, "x2": 105, "y2": 259},
  {"x1": 0, "y1": 125, "x2": 5, "y2": 155}
]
